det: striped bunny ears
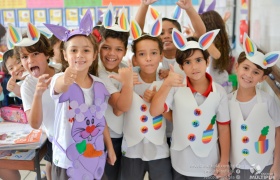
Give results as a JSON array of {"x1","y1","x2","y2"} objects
[
  {"x1": 130, "y1": 14, "x2": 162, "y2": 40},
  {"x1": 172, "y1": 28, "x2": 219, "y2": 51},
  {"x1": 148, "y1": 5, "x2": 182, "y2": 21},
  {"x1": 243, "y1": 33, "x2": 280, "y2": 69},
  {"x1": 102, "y1": 3, "x2": 130, "y2": 32}
]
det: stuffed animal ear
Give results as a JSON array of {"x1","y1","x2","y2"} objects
[
  {"x1": 102, "y1": 2, "x2": 114, "y2": 28},
  {"x1": 130, "y1": 20, "x2": 142, "y2": 40},
  {"x1": 206, "y1": 0, "x2": 216, "y2": 12},
  {"x1": 149, "y1": 14, "x2": 162, "y2": 37},
  {"x1": 198, "y1": 29, "x2": 220, "y2": 50},
  {"x1": 79, "y1": 9, "x2": 93, "y2": 35},
  {"x1": 172, "y1": 28, "x2": 188, "y2": 51},
  {"x1": 263, "y1": 51, "x2": 280, "y2": 68},
  {"x1": 7, "y1": 24, "x2": 22, "y2": 45},
  {"x1": 243, "y1": 33, "x2": 257, "y2": 58},
  {"x1": 171, "y1": 5, "x2": 182, "y2": 20},
  {"x1": 198, "y1": 0, "x2": 206, "y2": 14},
  {"x1": 44, "y1": 23, "x2": 70, "y2": 41},
  {"x1": 118, "y1": 7, "x2": 130, "y2": 32}
]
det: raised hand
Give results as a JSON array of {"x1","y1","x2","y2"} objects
[
  {"x1": 64, "y1": 67, "x2": 78, "y2": 86},
  {"x1": 176, "y1": 0, "x2": 193, "y2": 10},
  {"x1": 143, "y1": 85, "x2": 157, "y2": 103},
  {"x1": 164, "y1": 64, "x2": 185, "y2": 87},
  {"x1": 183, "y1": 24, "x2": 194, "y2": 37},
  {"x1": 35, "y1": 74, "x2": 52, "y2": 96},
  {"x1": 159, "y1": 69, "x2": 170, "y2": 80},
  {"x1": 7, "y1": 71, "x2": 17, "y2": 92},
  {"x1": 141, "y1": 0, "x2": 158, "y2": 5},
  {"x1": 109, "y1": 60, "x2": 134, "y2": 86}
]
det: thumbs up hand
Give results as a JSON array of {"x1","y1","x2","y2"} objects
[
  {"x1": 164, "y1": 64, "x2": 185, "y2": 87},
  {"x1": 143, "y1": 85, "x2": 157, "y2": 103}
]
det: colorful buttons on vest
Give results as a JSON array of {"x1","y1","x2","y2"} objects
[
  {"x1": 188, "y1": 134, "x2": 196, "y2": 141},
  {"x1": 141, "y1": 126, "x2": 148, "y2": 134},
  {"x1": 242, "y1": 148, "x2": 249, "y2": 156},
  {"x1": 140, "y1": 115, "x2": 148, "y2": 122},
  {"x1": 140, "y1": 104, "x2": 147, "y2": 112},
  {"x1": 242, "y1": 136, "x2": 249, "y2": 143},
  {"x1": 241, "y1": 124, "x2": 248, "y2": 131},
  {"x1": 192, "y1": 120, "x2": 200, "y2": 127},
  {"x1": 194, "y1": 108, "x2": 201, "y2": 116}
]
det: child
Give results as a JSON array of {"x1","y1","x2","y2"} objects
[
  {"x1": 150, "y1": 29, "x2": 230, "y2": 179},
  {"x1": 200, "y1": 10, "x2": 232, "y2": 93},
  {"x1": 45, "y1": 9, "x2": 116, "y2": 179},
  {"x1": 48, "y1": 35, "x2": 62, "y2": 70},
  {"x1": 98, "y1": 5, "x2": 133, "y2": 180},
  {"x1": 229, "y1": 34, "x2": 280, "y2": 179},
  {"x1": 121, "y1": 17, "x2": 172, "y2": 180},
  {"x1": 9, "y1": 22, "x2": 59, "y2": 180}
]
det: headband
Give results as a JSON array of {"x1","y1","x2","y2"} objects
[
  {"x1": 243, "y1": 33, "x2": 280, "y2": 69},
  {"x1": 44, "y1": 9, "x2": 93, "y2": 42},
  {"x1": 172, "y1": 28, "x2": 219, "y2": 51}
]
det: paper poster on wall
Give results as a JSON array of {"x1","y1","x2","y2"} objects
[
  {"x1": 0, "y1": 0, "x2": 26, "y2": 9},
  {"x1": 65, "y1": 8, "x2": 79, "y2": 27},
  {"x1": 49, "y1": 9, "x2": 63, "y2": 25},
  {"x1": 27, "y1": 0, "x2": 63, "y2": 8},
  {"x1": 81, "y1": 8, "x2": 96, "y2": 25},
  {"x1": 103, "y1": 0, "x2": 139, "y2": 5},
  {"x1": 33, "y1": 9, "x2": 47, "y2": 27},
  {"x1": 2, "y1": 10, "x2": 16, "y2": 27},
  {"x1": 64, "y1": 0, "x2": 101, "y2": 7},
  {"x1": 17, "y1": 9, "x2": 31, "y2": 27}
]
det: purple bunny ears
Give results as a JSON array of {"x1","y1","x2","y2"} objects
[
  {"x1": 198, "y1": 0, "x2": 216, "y2": 14},
  {"x1": 44, "y1": 9, "x2": 93, "y2": 42}
]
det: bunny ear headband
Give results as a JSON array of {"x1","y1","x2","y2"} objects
[
  {"x1": 198, "y1": 0, "x2": 216, "y2": 14},
  {"x1": 44, "y1": 9, "x2": 93, "y2": 42},
  {"x1": 7, "y1": 23, "x2": 40, "y2": 47},
  {"x1": 130, "y1": 14, "x2": 162, "y2": 40},
  {"x1": 243, "y1": 33, "x2": 280, "y2": 69},
  {"x1": 172, "y1": 28, "x2": 219, "y2": 51},
  {"x1": 148, "y1": 5, "x2": 182, "y2": 22},
  {"x1": 102, "y1": 3, "x2": 130, "y2": 32}
]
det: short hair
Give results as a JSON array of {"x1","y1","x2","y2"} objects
[
  {"x1": 49, "y1": 35, "x2": 61, "y2": 47},
  {"x1": 131, "y1": 35, "x2": 163, "y2": 56},
  {"x1": 237, "y1": 49, "x2": 272, "y2": 76},
  {"x1": 99, "y1": 26, "x2": 129, "y2": 48},
  {"x1": 2, "y1": 49, "x2": 14, "y2": 73},
  {"x1": 176, "y1": 37, "x2": 209, "y2": 65},
  {"x1": 162, "y1": 18, "x2": 182, "y2": 32}
]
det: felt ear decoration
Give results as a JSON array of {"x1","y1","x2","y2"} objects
[
  {"x1": 198, "y1": 0, "x2": 216, "y2": 14},
  {"x1": 243, "y1": 33, "x2": 280, "y2": 69},
  {"x1": 44, "y1": 9, "x2": 93, "y2": 42},
  {"x1": 102, "y1": 3, "x2": 130, "y2": 32},
  {"x1": 172, "y1": 28, "x2": 219, "y2": 51},
  {"x1": 167, "y1": 5, "x2": 182, "y2": 21},
  {"x1": 7, "y1": 23, "x2": 40, "y2": 47}
]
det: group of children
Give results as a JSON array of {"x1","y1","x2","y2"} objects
[{"x1": 0, "y1": 0, "x2": 279, "y2": 180}]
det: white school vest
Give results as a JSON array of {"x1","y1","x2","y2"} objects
[
  {"x1": 123, "y1": 81, "x2": 166, "y2": 147},
  {"x1": 171, "y1": 82, "x2": 219, "y2": 157},
  {"x1": 104, "y1": 106, "x2": 124, "y2": 135},
  {"x1": 230, "y1": 90, "x2": 275, "y2": 172}
]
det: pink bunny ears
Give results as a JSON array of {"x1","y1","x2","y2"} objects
[
  {"x1": 44, "y1": 9, "x2": 93, "y2": 42},
  {"x1": 172, "y1": 28, "x2": 219, "y2": 51},
  {"x1": 102, "y1": 3, "x2": 130, "y2": 32},
  {"x1": 198, "y1": 0, "x2": 216, "y2": 14},
  {"x1": 243, "y1": 33, "x2": 280, "y2": 69},
  {"x1": 130, "y1": 14, "x2": 162, "y2": 40}
]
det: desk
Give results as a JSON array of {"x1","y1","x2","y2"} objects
[{"x1": 0, "y1": 137, "x2": 47, "y2": 180}]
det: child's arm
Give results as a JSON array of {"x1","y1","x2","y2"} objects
[
  {"x1": 54, "y1": 67, "x2": 77, "y2": 94},
  {"x1": 207, "y1": 44, "x2": 221, "y2": 59},
  {"x1": 214, "y1": 123, "x2": 230, "y2": 179},
  {"x1": 150, "y1": 65, "x2": 184, "y2": 116},
  {"x1": 26, "y1": 74, "x2": 52, "y2": 129},
  {"x1": 177, "y1": 0, "x2": 206, "y2": 38},
  {"x1": 135, "y1": 0, "x2": 158, "y2": 30},
  {"x1": 103, "y1": 123, "x2": 116, "y2": 165},
  {"x1": 270, "y1": 127, "x2": 280, "y2": 179}
]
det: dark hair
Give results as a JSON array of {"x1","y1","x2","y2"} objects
[
  {"x1": 237, "y1": 50, "x2": 272, "y2": 75},
  {"x1": 2, "y1": 49, "x2": 14, "y2": 73},
  {"x1": 0, "y1": 24, "x2": 6, "y2": 40},
  {"x1": 49, "y1": 35, "x2": 61, "y2": 47},
  {"x1": 200, "y1": 10, "x2": 231, "y2": 72},
  {"x1": 131, "y1": 35, "x2": 163, "y2": 56},
  {"x1": 61, "y1": 34, "x2": 99, "y2": 76},
  {"x1": 99, "y1": 26, "x2": 129, "y2": 48},
  {"x1": 14, "y1": 34, "x2": 54, "y2": 62},
  {"x1": 162, "y1": 18, "x2": 181, "y2": 32},
  {"x1": 176, "y1": 37, "x2": 209, "y2": 65}
]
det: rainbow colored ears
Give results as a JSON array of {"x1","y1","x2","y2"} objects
[
  {"x1": 198, "y1": 0, "x2": 216, "y2": 14},
  {"x1": 0, "y1": 52, "x2": 3, "y2": 63},
  {"x1": 102, "y1": 3, "x2": 130, "y2": 32},
  {"x1": 172, "y1": 28, "x2": 219, "y2": 51},
  {"x1": 130, "y1": 14, "x2": 162, "y2": 40},
  {"x1": 44, "y1": 9, "x2": 93, "y2": 42},
  {"x1": 243, "y1": 33, "x2": 280, "y2": 69},
  {"x1": 148, "y1": 5, "x2": 181, "y2": 21},
  {"x1": 7, "y1": 23, "x2": 40, "y2": 47}
]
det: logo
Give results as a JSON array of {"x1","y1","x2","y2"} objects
[{"x1": 249, "y1": 164, "x2": 261, "y2": 174}]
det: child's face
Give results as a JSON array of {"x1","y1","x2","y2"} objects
[
  {"x1": 135, "y1": 39, "x2": 162, "y2": 74},
  {"x1": 160, "y1": 21, "x2": 178, "y2": 52},
  {"x1": 99, "y1": 37, "x2": 127, "y2": 73},
  {"x1": 180, "y1": 50, "x2": 208, "y2": 81},
  {"x1": 52, "y1": 41, "x2": 62, "y2": 63},
  {"x1": 5, "y1": 56, "x2": 26, "y2": 80},
  {"x1": 235, "y1": 59, "x2": 266, "y2": 89},
  {"x1": 63, "y1": 36, "x2": 97, "y2": 72},
  {"x1": 20, "y1": 48, "x2": 49, "y2": 78}
]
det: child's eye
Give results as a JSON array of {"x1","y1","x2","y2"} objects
[
  {"x1": 243, "y1": 66, "x2": 248, "y2": 70},
  {"x1": 21, "y1": 56, "x2": 27, "y2": 60},
  {"x1": 101, "y1": 46, "x2": 109, "y2": 50},
  {"x1": 84, "y1": 49, "x2": 90, "y2": 52},
  {"x1": 17, "y1": 60, "x2": 21, "y2": 64},
  {"x1": 138, "y1": 52, "x2": 144, "y2": 56},
  {"x1": 9, "y1": 67, "x2": 13, "y2": 71},
  {"x1": 70, "y1": 49, "x2": 76, "y2": 52},
  {"x1": 33, "y1": 52, "x2": 39, "y2": 56},
  {"x1": 183, "y1": 61, "x2": 190, "y2": 65},
  {"x1": 254, "y1": 71, "x2": 260, "y2": 75},
  {"x1": 152, "y1": 51, "x2": 158, "y2": 55},
  {"x1": 196, "y1": 58, "x2": 202, "y2": 62},
  {"x1": 117, "y1": 48, "x2": 123, "y2": 52}
]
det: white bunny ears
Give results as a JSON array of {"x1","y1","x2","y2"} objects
[
  {"x1": 130, "y1": 14, "x2": 162, "y2": 40},
  {"x1": 172, "y1": 28, "x2": 219, "y2": 51},
  {"x1": 243, "y1": 33, "x2": 280, "y2": 69},
  {"x1": 148, "y1": 5, "x2": 182, "y2": 21},
  {"x1": 102, "y1": 3, "x2": 130, "y2": 32}
]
